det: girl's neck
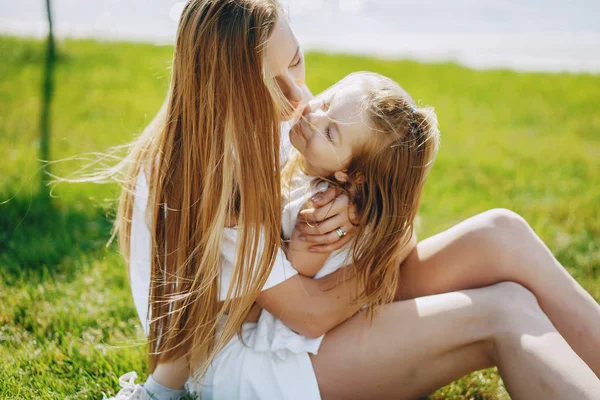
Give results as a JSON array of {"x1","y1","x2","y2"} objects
[{"x1": 298, "y1": 155, "x2": 329, "y2": 177}]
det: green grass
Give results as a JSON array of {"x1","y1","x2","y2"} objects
[{"x1": 1, "y1": 35, "x2": 598, "y2": 399}]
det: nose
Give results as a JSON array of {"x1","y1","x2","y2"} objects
[
  {"x1": 280, "y1": 76, "x2": 303, "y2": 107},
  {"x1": 302, "y1": 102, "x2": 328, "y2": 132},
  {"x1": 301, "y1": 103, "x2": 312, "y2": 117}
]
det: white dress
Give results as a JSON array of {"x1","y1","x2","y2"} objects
[{"x1": 129, "y1": 124, "x2": 351, "y2": 399}]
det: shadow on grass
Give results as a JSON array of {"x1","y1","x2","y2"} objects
[{"x1": 0, "y1": 191, "x2": 115, "y2": 283}]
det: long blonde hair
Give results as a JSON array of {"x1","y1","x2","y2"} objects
[
  {"x1": 284, "y1": 72, "x2": 440, "y2": 314},
  {"x1": 115, "y1": 0, "x2": 288, "y2": 377}
]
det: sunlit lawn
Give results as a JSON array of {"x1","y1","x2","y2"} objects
[{"x1": 1, "y1": 35, "x2": 598, "y2": 399}]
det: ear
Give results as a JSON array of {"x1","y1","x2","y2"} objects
[{"x1": 334, "y1": 170, "x2": 349, "y2": 183}]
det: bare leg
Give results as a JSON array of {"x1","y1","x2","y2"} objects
[
  {"x1": 311, "y1": 283, "x2": 600, "y2": 400},
  {"x1": 398, "y1": 209, "x2": 600, "y2": 376}
]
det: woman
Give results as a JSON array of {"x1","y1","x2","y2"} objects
[{"x1": 109, "y1": 0, "x2": 600, "y2": 399}]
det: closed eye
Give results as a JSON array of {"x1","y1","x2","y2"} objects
[
  {"x1": 289, "y1": 53, "x2": 303, "y2": 69},
  {"x1": 325, "y1": 125, "x2": 333, "y2": 142}
]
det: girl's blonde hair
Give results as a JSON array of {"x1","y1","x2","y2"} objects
[
  {"x1": 285, "y1": 72, "x2": 440, "y2": 314},
  {"x1": 115, "y1": 0, "x2": 289, "y2": 378}
]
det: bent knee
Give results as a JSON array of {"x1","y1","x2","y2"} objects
[
  {"x1": 492, "y1": 282, "x2": 537, "y2": 304},
  {"x1": 489, "y1": 282, "x2": 547, "y2": 328},
  {"x1": 480, "y1": 208, "x2": 529, "y2": 232},
  {"x1": 469, "y1": 209, "x2": 533, "y2": 251}
]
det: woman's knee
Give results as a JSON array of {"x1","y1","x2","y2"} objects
[
  {"x1": 469, "y1": 209, "x2": 537, "y2": 268},
  {"x1": 492, "y1": 281, "x2": 538, "y2": 306},
  {"x1": 460, "y1": 282, "x2": 540, "y2": 366},
  {"x1": 488, "y1": 282, "x2": 550, "y2": 333},
  {"x1": 477, "y1": 208, "x2": 531, "y2": 238},
  {"x1": 461, "y1": 209, "x2": 530, "y2": 248},
  {"x1": 483, "y1": 282, "x2": 553, "y2": 361}
]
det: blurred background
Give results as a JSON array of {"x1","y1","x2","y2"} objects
[
  {"x1": 2, "y1": 0, "x2": 600, "y2": 72},
  {"x1": 1, "y1": 1, "x2": 599, "y2": 399}
]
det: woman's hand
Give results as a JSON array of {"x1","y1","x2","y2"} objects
[{"x1": 296, "y1": 186, "x2": 358, "y2": 253}]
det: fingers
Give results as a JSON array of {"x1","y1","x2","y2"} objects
[
  {"x1": 308, "y1": 186, "x2": 342, "y2": 208},
  {"x1": 301, "y1": 228, "x2": 342, "y2": 245},
  {"x1": 301, "y1": 193, "x2": 349, "y2": 224},
  {"x1": 296, "y1": 213, "x2": 346, "y2": 236},
  {"x1": 299, "y1": 220, "x2": 354, "y2": 245},
  {"x1": 307, "y1": 229, "x2": 354, "y2": 253}
]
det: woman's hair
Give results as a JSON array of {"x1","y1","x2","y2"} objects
[
  {"x1": 285, "y1": 72, "x2": 440, "y2": 315},
  {"x1": 115, "y1": 0, "x2": 288, "y2": 377}
]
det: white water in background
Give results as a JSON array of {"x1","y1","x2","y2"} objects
[{"x1": 1, "y1": 0, "x2": 599, "y2": 73}]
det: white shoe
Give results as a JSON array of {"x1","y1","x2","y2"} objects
[{"x1": 104, "y1": 371, "x2": 150, "y2": 400}]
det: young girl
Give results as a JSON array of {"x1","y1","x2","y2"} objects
[
  {"x1": 286, "y1": 71, "x2": 437, "y2": 286},
  {"x1": 286, "y1": 71, "x2": 437, "y2": 305},
  {"x1": 244, "y1": 70, "x2": 440, "y2": 364}
]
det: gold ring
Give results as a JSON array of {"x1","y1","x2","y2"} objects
[{"x1": 335, "y1": 228, "x2": 347, "y2": 238}]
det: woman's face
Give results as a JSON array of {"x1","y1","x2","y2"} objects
[{"x1": 265, "y1": 15, "x2": 307, "y2": 119}]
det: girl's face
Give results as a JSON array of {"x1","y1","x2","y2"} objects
[
  {"x1": 265, "y1": 16, "x2": 307, "y2": 119},
  {"x1": 290, "y1": 76, "x2": 372, "y2": 177}
]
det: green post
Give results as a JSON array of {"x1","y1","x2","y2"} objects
[{"x1": 39, "y1": 0, "x2": 55, "y2": 198}]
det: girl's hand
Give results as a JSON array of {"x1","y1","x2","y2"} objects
[{"x1": 296, "y1": 186, "x2": 358, "y2": 253}]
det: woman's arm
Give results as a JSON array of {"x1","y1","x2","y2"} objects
[
  {"x1": 256, "y1": 268, "x2": 363, "y2": 338},
  {"x1": 279, "y1": 228, "x2": 417, "y2": 333}
]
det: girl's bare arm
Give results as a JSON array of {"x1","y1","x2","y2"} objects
[{"x1": 286, "y1": 228, "x2": 332, "y2": 277}]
